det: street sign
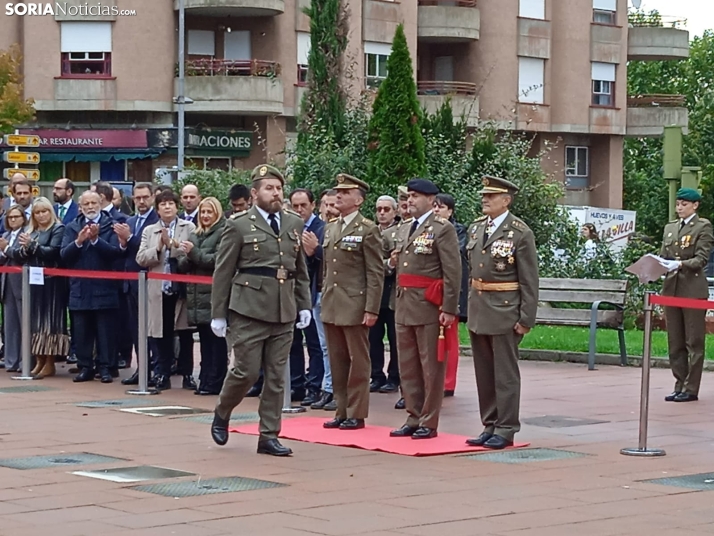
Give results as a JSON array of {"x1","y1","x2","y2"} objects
[
  {"x1": 3, "y1": 151, "x2": 40, "y2": 164},
  {"x1": 4, "y1": 134, "x2": 40, "y2": 147},
  {"x1": 3, "y1": 168, "x2": 40, "y2": 180}
]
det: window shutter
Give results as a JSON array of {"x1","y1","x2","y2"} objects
[
  {"x1": 519, "y1": 0, "x2": 545, "y2": 19},
  {"x1": 593, "y1": 0, "x2": 617, "y2": 11},
  {"x1": 188, "y1": 30, "x2": 215, "y2": 56},
  {"x1": 518, "y1": 57, "x2": 545, "y2": 104},
  {"x1": 591, "y1": 62, "x2": 616, "y2": 81},
  {"x1": 61, "y1": 22, "x2": 112, "y2": 53}
]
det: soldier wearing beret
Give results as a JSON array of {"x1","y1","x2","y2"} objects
[
  {"x1": 659, "y1": 188, "x2": 714, "y2": 403},
  {"x1": 388, "y1": 179, "x2": 461, "y2": 439},
  {"x1": 321, "y1": 174, "x2": 384, "y2": 430},
  {"x1": 209, "y1": 164, "x2": 312, "y2": 457},
  {"x1": 466, "y1": 176, "x2": 538, "y2": 449}
]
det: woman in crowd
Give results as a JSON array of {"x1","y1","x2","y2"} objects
[
  {"x1": 136, "y1": 189, "x2": 196, "y2": 391},
  {"x1": 178, "y1": 197, "x2": 228, "y2": 395},
  {"x1": 581, "y1": 223, "x2": 599, "y2": 260},
  {"x1": 0, "y1": 206, "x2": 28, "y2": 372},
  {"x1": 19, "y1": 197, "x2": 68, "y2": 378}
]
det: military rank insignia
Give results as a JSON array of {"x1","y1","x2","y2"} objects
[
  {"x1": 491, "y1": 239, "x2": 515, "y2": 259},
  {"x1": 414, "y1": 232, "x2": 434, "y2": 255}
]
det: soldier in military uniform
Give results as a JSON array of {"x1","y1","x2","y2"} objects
[
  {"x1": 466, "y1": 176, "x2": 538, "y2": 449},
  {"x1": 659, "y1": 188, "x2": 714, "y2": 403},
  {"x1": 209, "y1": 164, "x2": 312, "y2": 457},
  {"x1": 388, "y1": 179, "x2": 462, "y2": 439},
  {"x1": 321, "y1": 174, "x2": 384, "y2": 430}
]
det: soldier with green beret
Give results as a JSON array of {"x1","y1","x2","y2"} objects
[{"x1": 659, "y1": 187, "x2": 714, "y2": 403}]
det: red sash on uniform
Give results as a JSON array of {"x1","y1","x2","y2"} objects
[{"x1": 398, "y1": 274, "x2": 458, "y2": 363}]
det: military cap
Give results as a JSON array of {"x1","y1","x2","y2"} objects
[
  {"x1": 251, "y1": 164, "x2": 284, "y2": 185},
  {"x1": 478, "y1": 175, "x2": 519, "y2": 195},
  {"x1": 407, "y1": 178, "x2": 439, "y2": 196},
  {"x1": 335, "y1": 173, "x2": 370, "y2": 192},
  {"x1": 397, "y1": 185, "x2": 409, "y2": 199},
  {"x1": 676, "y1": 187, "x2": 702, "y2": 203}
]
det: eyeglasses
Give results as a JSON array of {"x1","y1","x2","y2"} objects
[
  {"x1": 7, "y1": 215, "x2": 23, "y2": 220},
  {"x1": 375, "y1": 207, "x2": 393, "y2": 212}
]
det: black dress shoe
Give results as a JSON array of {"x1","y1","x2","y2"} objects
[
  {"x1": 674, "y1": 392, "x2": 698, "y2": 402},
  {"x1": 323, "y1": 399, "x2": 338, "y2": 411},
  {"x1": 390, "y1": 425, "x2": 419, "y2": 437},
  {"x1": 196, "y1": 389, "x2": 220, "y2": 396},
  {"x1": 323, "y1": 418, "x2": 345, "y2": 429},
  {"x1": 73, "y1": 368, "x2": 95, "y2": 383},
  {"x1": 211, "y1": 412, "x2": 229, "y2": 446},
  {"x1": 99, "y1": 368, "x2": 113, "y2": 384},
  {"x1": 466, "y1": 432, "x2": 493, "y2": 447},
  {"x1": 379, "y1": 382, "x2": 399, "y2": 394},
  {"x1": 291, "y1": 388, "x2": 306, "y2": 402},
  {"x1": 664, "y1": 391, "x2": 681, "y2": 402},
  {"x1": 412, "y1": 427, "x2": 437, "y2": 439},
  {"x1": 245, "y1": 384, "x2": 262, "y2": 397},
  {"x1": 182, "y1": 375, "x2": 197, "y2": 390},
  {"x1": 444, "y1": 390, "x2": 455, "y2": 397},
  {"x1": 301, "y1": 390, "x2": 321, "y2": 407},
  {"x1": 483, "y1": 435, "x2": 513, "y2": 450},
  {"x1": 311, "y1": 391, "x2": 333, "y2": 410},
  {"x1": 257, "y1": 438, "x2": 293, "y2": 457},
  {"x1": 339, "y1": 418, "x2": 365, "y2": 430},
  {"x1": 394, "y1": 397, "x2": 406, "y2": 410},
  {"x1": 122, "y1": 370, "x2": 139, "y2": 385},
  {"x1": 370, "y1": 379, "x2": 385, "y2": 393},
  {"x1": 155, "y1": 375, "x2": 171, "y2": 391}
]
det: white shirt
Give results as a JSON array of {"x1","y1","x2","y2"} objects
[
  {"x1": 681, "y1": 214, "x2": 696, "y2": 226},
  {"x1": 184, "y1": 209, "x2": 199, "y2": 223},
  {"x1": 487, "y1": 210, "x2": 510, "y2": 234},
  {"x1": 340, "y1": 210, "x2": 360, "y2": 230},
  {"x1": 414, "y1": 209, "x2": 433, "y2": 228},
  {"x1": 255, "y1": 205, "x2": 281, "y2": 230}
]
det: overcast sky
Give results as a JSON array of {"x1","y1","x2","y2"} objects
[{"x1": 638, "y1": 0, "x2": 712, "y2": 37}]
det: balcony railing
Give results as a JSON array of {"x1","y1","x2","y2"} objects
[
  {"x1": 418, "y1": 0, "x2": 477, "y2": 6},
  {"x1": 417, "y1": 81, "x2": 477, "y2": 96},
  {"x1": 629, "y1": 14, "x2": 686, "y2": 29},
  {"x1": 627, "y1": 94, "x2": 686, "y2": 107},
  {"x1": 183, "y1": 59, "x2": 281, "y2": 77}
]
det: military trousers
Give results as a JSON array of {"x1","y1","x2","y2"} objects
[
  {"x1": 665, "y1": 305, "x2": 706, "y2": 396},
  {"x1": 396, "y1": 322, "x2": 446, "y2": 430},
  {"x1": 215, "y1": 312, "x2": 293, "y2": 441},
  {"x1": 469, "y1": 330, "x2": 523, "y2": 442},
  {"x1": 323, "y1": 323, "x2": 370, "y2": 420}
]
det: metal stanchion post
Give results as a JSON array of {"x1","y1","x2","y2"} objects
[
  {"x1": 127, "y1": 271, "x2": 158, "y2": 396},
  {"x1": 621, "y1": 291, "x2": 665, "y2": 457},
  {"x1": 13, "y1": 265, "x2": 39, "y2": 381},
  {"x1": 282, "y1": 358, "x2": 306, "y2": 414}
]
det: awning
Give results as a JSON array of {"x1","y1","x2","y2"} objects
[{"x1": 39, "y1": 150, "x2": 164, "y2": 163}]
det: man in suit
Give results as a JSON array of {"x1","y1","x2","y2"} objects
[
  {"x1": 92, "y1": 181, "x2": 129, "y2": 224},
  {"x1": 466, "y1": 176, "x2": 539, "y2": 449},
  {"x1": 225, "y1": 183, "x2": 251, "y2": 219},
  {"x1": 53, "y1": 178, "x2": 79, "y2": 224},
  {"x1": 180, "y1": 184, "x2": 201, "y2": 224},
  {"x1": 60, "y1": 191, "x2": 128, "y2": 383},
  {"x1": 388, "y1": 179, "x2": 461, "y2": 439},
  {"x1": 119, "y1": 183, "x2": 159, "y2": 383},
  {"x1": 321, "y1": 174, "x2": 384, "y2": 430},
  {"x1": 209, "y1": 164, "x2": 311, "y2": 457},
  {"x1": 659, "y1": 188, "x2": 714, "y2": 402},
  {"x1": 287, "y1": 188, "x2": 325, "y2": 406}
]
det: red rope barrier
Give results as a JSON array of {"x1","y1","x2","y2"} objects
[
  {"x1": 650, "y1": 294, "x2": 714, "y2": 311},
  {"x1": 0, "y1": 266, "x2": 22, "y2": 274},
  {"x1": 5, "y1": 266, "x2": 214, "y2": 285},
  {"x1": 148, "y1": 272, "x2": 213, "y2": 285}
]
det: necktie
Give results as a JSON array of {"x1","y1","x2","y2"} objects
[
  {"x1": 135, "y1": 216, "x2": 144, "y2": 234},
  {"x1": 409, "y1": 219, "x2": 419, "y2": 238},
  {"x1": 59, "y1": 206, "x2": 66, "y2": 220},
  {"x1": 680, "y1": 220, "x2": 686, "y2": 230},
  {"x1": 268, "y1": 213, "x2": 280, "y2": 235},
  {"x1": 485, "y1": 220, "x2": 495, "y2": 240}
]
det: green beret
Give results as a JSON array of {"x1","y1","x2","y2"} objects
[
  {"x1": 676, "y1": 188, "x2": 702, "y2": 202},
  {"x1": 251, "y1": 164, "x2": 284, "y2": 185}
]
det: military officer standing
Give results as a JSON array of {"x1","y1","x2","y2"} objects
[
  {"x1": 659, "y1": 188, "x2": 714, "y2": 403},
  {"x1": 388, "y1": 179, "x2": 461, "y2": 439},
  {"x1": 466, "y1": 176, "x2": 538, "y2": 449},
  {"x1": 209, "y1": 164, "x2": 312, "y2": 457},
  {"x1": 321, "y1": 174, "x2": 384, "y2": 430}
]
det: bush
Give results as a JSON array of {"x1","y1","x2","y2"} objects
[{"x1": 173, "y1": 168, "x2": 252, "y2": 210}]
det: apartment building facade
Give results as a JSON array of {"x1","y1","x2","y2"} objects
[{"x1": 0, "y1": 0, "x2": 690, "y2": 207}]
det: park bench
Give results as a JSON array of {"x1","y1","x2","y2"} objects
[{"x1": 537, "y1": 278, "x2": 629, "y2": 371}]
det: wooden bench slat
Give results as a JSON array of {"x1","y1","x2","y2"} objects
[
  {"x1": 536, "y1": 307, "x2": 622, "y2": 327},
  {"x1": 539, "y1": 290, "x2": 627, "y2": 305},
  {"x1": 539, "y1": 278, "x2": 628, "y2": 292}
]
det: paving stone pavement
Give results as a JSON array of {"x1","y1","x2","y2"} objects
[{"x1": 1, "y1": 355, "x2": 713, "y2": 536}]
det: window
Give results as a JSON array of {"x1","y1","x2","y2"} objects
[
  {"x1": 519, "y1": 0, "x2": 545, "y2": 19},
  {"x1": 224, "y1": 31, "x2": 250, "y2": 60},
  {"x1": 60, "y1": 21, "x2": 112, "y2": 77},
  {"x1": 186, "y1": 157, "x2": 231, "y2": 171},
  {"x1": 364, "y1": 42, "x2": 392, "y2": 88},
  {"x1": 565, "y1": 146, "x2": 589, "y2": 189},
  {"x1": 297, "y1": 32, "x2": 311, "y2": 85},
  {"x1": 591, "y1": 62, "x2": 616, "y2": 106},
  {"x1": 518, "y1": 57, "x2": 544, "y2": 104},
  {"x1": 188, "y1": 30, "x2": 215, "y2": 56},
  {"x1": 592, "y1": 0, "x2": 616, "y2": 24}
]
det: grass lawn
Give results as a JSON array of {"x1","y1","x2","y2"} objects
[{"x1": 457, "y1": 324, "x2": 714, "y2": 360}]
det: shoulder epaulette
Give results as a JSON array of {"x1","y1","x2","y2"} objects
[
  {"x1": 433, "y1": 216, "x2": 447, "y2": 224},
  {"x1": 511, "y1": 220, "x2": 527, "y2": 229},
  {"x1": 283, "y1": 208, "x2": 300, "y2": 217},
  {"x1": 230, "y1": 210, "x2": 248, "y2": 220},
  {"x1": 474, "y1": 215, "x2": 488, "y2": 223},
  {"x1": 328, "y1": 217, "x2": 339, "y2": 223},
  {"x1": 401, "y1": 217, "x2": 414, "y2": 225},
  {"x1": 362, "y1": 218, "x2": 375, "y2": 226},
  {"x1": 669, "y1": 219, "x2": 679, "y2": 223}
]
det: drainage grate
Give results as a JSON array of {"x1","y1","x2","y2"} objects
[
  {"x1": 75, "y1": 399, "x2": 156, "y2": 408},
  {"x1": 0, "y1": 385, "x2": 56, "y2": 394},
  {"x1": 0, "y1": 452, "x2": 126, "y2": 470},
  {"x1": 461, "y1": 448, "x2": 590, "y2": 464},
  {"x1": 72, "y1": 465, "x2": 194, "y2": 483},
  {"x1": 131, "y1": 476, "x2": 286, "y2": 497},
  {"x1": 179, "y1": 412, "x2": 259, "y2": 424},
  {"x1": 118, "y1": 406, "x2": 211, "y2": 417},
  {"x1": 522, "y1": 415, "x2": 609, "y2": 428},
  {"x1": 643, "y1": 473, "x2": 714, "y2": 491}
]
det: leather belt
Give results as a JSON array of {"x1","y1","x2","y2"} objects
[
  {"x1": 240, "y1": 267, "x2": 295, "y2": 280},
  {"x1": 471, "y1": 280, "x2": 520, "y2": 292}
]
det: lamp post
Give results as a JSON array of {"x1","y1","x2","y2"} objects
[{"x1": 177, "y1": 0, "x2": 186, "y2": 172}]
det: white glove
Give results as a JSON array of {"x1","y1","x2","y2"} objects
[
  {"x1": 662, "y1": 260, "x2": 682, "y2": 273},
  {"x1": 295, "y1": 310, "x2": 312, "y2": 330},
  {"x1": 210, "y1": 318, "x2": 227, "y2": 338}
]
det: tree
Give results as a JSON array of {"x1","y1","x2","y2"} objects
[
  {"x1": 367, "y1": 24, "x2": 426, "y2": 195},
  {"x1": 0, "y1": 44, "x2": 35, "y2": 133}
]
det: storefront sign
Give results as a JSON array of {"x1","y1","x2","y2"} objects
[
  {"x1": 147, "y1": 128, "x2": 252, "y2": 156},
  {"x1": 16, "y1": 129, "x2": 148, "y2": 148}
]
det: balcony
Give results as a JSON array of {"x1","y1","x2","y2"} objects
[
  {"x1": 175, "y1": 0, "x2": 284, "y2": 17},
  {"x1": 417, "y1": 81, "x2": 479, "y2": 127},
  {"x1": 626, "y1": 94, "x2": 688, "y2": 137},
  {"x1": 179, "y1": 59, "x2": 284, "y2": 115},
  {"x1": 417, "y1": 0, "x2": 480, "y2": 43},
  {"x1": 628, "y1": 17, "x2": 689, "y2": 61}
]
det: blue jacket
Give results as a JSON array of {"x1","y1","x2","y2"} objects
[
  {"x1": 60, "y1": 212, "x2": 123, "y2": 311},
  {"x1": 105, "y1": 206, "x2": 129, "y2": 224},
  {"x1": 304, "y1": 214, "x2": 325, "y2": 307},
  {"x1": 54, "y1": 200, "x2": 80, "y2": 225},
  {"x1": 122, "y1": 208, "x2": 159, "y2": 293}
]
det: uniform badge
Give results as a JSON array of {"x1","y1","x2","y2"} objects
[
  {"x1": 508, "y1": 256, "x2": 515, "y2": 264},
  {"x1": 667, "y1": 233, "x2": 672, "y2": 238},
  {"x1": 482, "y1": 178, "x2": 490, "y2": 186},
  {"x1": 508, "y1": 231, "x2": 514, "y2": 238},
  {"x1": 250, "y1": 225, "x2": 257, "y2": 232},
  {"x1": 495, "y1": 261, "x2": 506, "y2": 272},
  {"x1": 259, "y1": 165, "x2": 268, "y2": 177},
  {"x1": 681, "y1": 235, "x2": 692, "y2": 248},
  {"x1": 336, "y1": 174, "x2": 345, "y2": 184}
]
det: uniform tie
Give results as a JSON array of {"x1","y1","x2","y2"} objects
[
  {"x1": 680, "y1": 220, "x2": 686, "y2": 230},
  {"x1": 409, "y1": 219, "x2": 419, "y2": 238},
  {"x1": 268, "y1": 213, "x2": 280, "y2": 235},
  {"x1": 485, "y1": 220, "x2": 496, "y2": 240}
]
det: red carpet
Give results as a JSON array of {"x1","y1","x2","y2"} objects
[{"x1": 230, "y1": 417, "x2": 529, "y2": 457}]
